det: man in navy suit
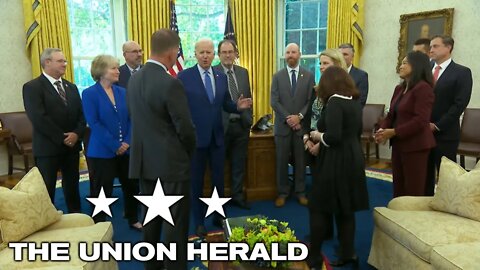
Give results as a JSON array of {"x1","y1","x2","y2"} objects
[
  {"x1": 339, "y1": 43, "x2": 369, "y2": 107},
  {"x1": 117, "y1": 41, "x2": 143, "y2": 88},
  {"x1": 426, "y1": 35, "x2": 473, "y2": 195},
  {"x1": 177, "y1": 38, "x2": 252, "y2": 238}
]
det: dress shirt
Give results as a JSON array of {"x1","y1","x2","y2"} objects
[
  {"x1": 432, "y1": 58, "x2": 452, "y2": 80},
  {"x1": 197, "y1": 65, "x2": 216, "y2": 98},
  {"x1": 286, "y1": 65, "x2": 299, "y2": 86},
  {"x1": 43, "y1": 72, "x2": 64, "y2": 95},
  {"x1": 146, "y1": 59, "x2": 168, "y2": 72}
]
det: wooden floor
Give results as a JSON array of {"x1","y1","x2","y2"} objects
[{"x1": 0, "y1": 158, "x2": 392, "y2": 189}]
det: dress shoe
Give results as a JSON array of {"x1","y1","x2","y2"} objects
[
  {"x1": 212, "y1": 217, "x2": 224, "y2": 228},
  {"x1": 329, "y1": 255, "x2": 359, "y2": 268},
  {"x1": 196, "y1": 225, "x2": 207, "y2": 238},
  {"x1": 275, "y1": 197, "x2": 286, "y2": 207},
  {"x1": 298, "y1": 196, "x2": 308, "y2": 206},
  {"x1": 231, "y1": 199, "x2": 251, "y2": 209},
  {"x1": 129, "y1": 222, "x2": 143, "y2": 232}
]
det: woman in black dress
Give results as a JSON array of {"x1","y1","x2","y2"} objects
[{"x1": 307, "y1": 66, "x2": 369, "y2": 268}]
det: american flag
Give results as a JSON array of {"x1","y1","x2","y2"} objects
[{"x1": 168, "y1": 0, "x2": 184, "y2": 77}]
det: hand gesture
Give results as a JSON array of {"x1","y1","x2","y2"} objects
[
  {"x1": 236, "y1": 94, "x2": 253, "y2": 110},
  {"x1": 63, "y1": 132, "x2": 79, "y2": 147}
]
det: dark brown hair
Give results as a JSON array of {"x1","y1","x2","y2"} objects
[
  {"x1": 317, "y1": 66, "x2": 359, "y2": 103},
  {"x1": 217, "y1": 39, "x2": 238, "y2": 54},
  {"x1": 151, "y1": 29, "x2": 180, "y2": 55},
  {"x1": 431, "y1": 34, "x2": 454, "y2": 53}
]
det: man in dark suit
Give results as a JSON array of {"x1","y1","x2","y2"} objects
[
  {"x1": 117, "y1": 40, "x2": 143, "y2": 88},
  {"x1": 177, "y1": 38, "x2": 252, "y2": 238},
  {"x1": 23, "y1": 48, "x2": 86, "y2": 213},
  {"x1": 127, "y1": 29, "x2": 196, "y2": 270},
  {"x1": 213, "y1": 39, "x2": 252, "y2": 209},
  {"x1": 339, "y1": 43, "x2": 369, "y2": 107},
  {"x1": 413, "y1": 38, "x2": 431, "y2": 56},
  {"x1": 271, "y1": 43, "x2": 315, "y2": 208},
  {"x1": 427, "y1": 35, "x2": 473, "y2": 195}
]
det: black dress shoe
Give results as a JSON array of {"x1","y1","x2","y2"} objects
[
  {"x1": 212, "y1": 217, "x2": 224, "y2": 228},
  {"x1": 231, "y1": 199, "x2": 251, "y2": 209},
  {"x1": 329, "y1": 255, "x2": 359, "y2": 268},
  {"x1": 196, "y1": 225, "x2": 207, "y2": 238}
]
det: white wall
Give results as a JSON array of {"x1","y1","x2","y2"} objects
[
  {"x1": 362, "y1": 0, "x2": 480, "y2": 168},
  {"x1": 0, "y1": 0, "x2": 32, "y2": 175}
]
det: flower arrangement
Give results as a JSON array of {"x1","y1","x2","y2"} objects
[{"x1": 228, "y1": 216, "x2": 299, "y2": 268}]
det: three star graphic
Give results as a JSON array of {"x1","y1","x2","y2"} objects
[{"x1": 85, "y1": 180, "x2": 231, "y2": 226}]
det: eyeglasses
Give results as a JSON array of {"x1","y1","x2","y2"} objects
[{"x1": 126, "y1": 50, "x2": 143, "y2": 54}]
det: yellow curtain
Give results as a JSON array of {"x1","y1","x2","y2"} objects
[
  {"x1": 326, "y1": 0, "x2": 364, "y2": 66},
  {"x1": 127, "y1": 0, "x2": 170, "y2": 63},
  {"x1": 23, "y1": 0, "x2": 74, "y2": 81},
  {"x1": 231, "y1": 0, "x2": 276, "y2": 121}
]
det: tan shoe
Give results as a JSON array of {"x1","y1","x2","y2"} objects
[
  {"x1": 298, "y1": 196, "x2": 308, "y2": 206},
  {"x1": 275, "y1": 197, "x2": 286, "y2": 207}
]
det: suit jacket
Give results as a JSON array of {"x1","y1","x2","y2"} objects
[
  {"x1": 177, "y1": 65, "x2": 238, "y2": 148},
  {"x1": 82, "y1": 82, "x2": 130, "y2": 158},
  {"x1": 127, "y1": 62, "x2": 196, "y2": 181},
  {"x1": 116, "y1": 64, "x2": 142, "y2": 89},
  {"x1": 431, "y1": 61, "x2": 473, "y2": 141},
  {"x1": 349, "y1": 65, "x2": 369, "y2": 107},
  {"x1": 213, "y1": 64, "x2": 253, "y2": 130},
  {"x1": 271, "y1": 67, "x2": 315, "y2": 136},
  {"x1": 22, "y1": 74, "x2": 86, "y2": 157},
  {"x1": 381, "y1": 80, "x2": 436, "y2": 152}
]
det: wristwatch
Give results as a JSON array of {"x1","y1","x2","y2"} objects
[{"x1": 298, "y1": 113, "x2": 304, "y2": 120}]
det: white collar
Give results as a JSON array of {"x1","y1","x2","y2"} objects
[
  {"x1": 434, "y1": 58, "x2": 452, "y2": 71},
  {"x1": 347, "y1": 65, "x2": 352, "y2": 73},
  {"x1": 146, "y1": 59, "x2": 168, "y2": 72},
  {"x1": 197, "y1": 64, "x2": 213, "y2": 75},
  {"x1": 286, "y1": 65, "x2": 299, "y2": 74},
  {"x1": 221, "y1": 64, "x2": 234, "y2": 74},
  {"x1": 43, "y1": 71, "x2": 62, "y2": 86},
  {"x1": 126, "y1": 64, "x2": 141, "y2": 72}
]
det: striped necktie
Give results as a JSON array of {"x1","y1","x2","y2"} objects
[{"x1": 54, "y1": 81, "x2": 67, "y2": 105}]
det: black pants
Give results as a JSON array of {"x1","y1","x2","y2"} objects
[
  {"x1": 87, "y1": 155, "x2": 139, "y2": 224},
  {"x1": 224, "y1": 120, "x2": 249, "y2": 201},
  {"x1": 140, "y1": 179, "x2": 190, "y2": 270},
  {"x1": 35, "y1": 153, "x2": 81, "y2": 213},
  {"x1": 426, "y1": 139, "x2": 459, "y2": 195}
]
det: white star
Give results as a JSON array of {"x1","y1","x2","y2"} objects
[
  {"x1": 134, "y1": 179, "x2": 183, "y2": 226},
  {"x1": 86, "y1": 187, "x2": 118, "y2": 218},
  {"x1": 200, "y1": 187, "x2": 231, "y2": 218}
]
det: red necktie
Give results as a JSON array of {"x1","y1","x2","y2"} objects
[{"x1": 433, "y1": 66, "x2": 442, "y2": 82}]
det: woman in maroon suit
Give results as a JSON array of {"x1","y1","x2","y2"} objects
[{"x1": 375, "y1": 51, "x2": 435, "y2": 197}]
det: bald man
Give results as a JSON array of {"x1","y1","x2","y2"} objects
[
  {"x1": 177, "y1": 38, "x2": 252, "y2": 238},
  {"x1": 271, "y1": 43, "x2": 315, "y2": 208},
  {"x1": 117, "y1": 40, "x2": 143, "y2": 88}
]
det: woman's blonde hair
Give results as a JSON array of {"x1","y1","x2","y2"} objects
[
  {"x1": 90, "y1": 55, "x2": 119, "y2": 81},
  {"x1": 319, "y1": 48, "x2": 347, "y2": 71}
]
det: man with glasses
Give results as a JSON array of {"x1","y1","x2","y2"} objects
[
  {"x1": 22, "y1": 48, "x2": 86, "y2": 213},
  {"x1": 117, "y1": 40, "x2": 143, "y2": 88}
]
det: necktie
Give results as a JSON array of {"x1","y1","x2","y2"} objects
[
  {"x1": 131, "y1": 68, "x2": 137, "y2": 75},
  {"x1": 433, "y1": 66, "x2": 441, "y2": 82},
  {"x1": 204, "y1": 71, "x2": 214, "y2": 103},
  {"x1": 54, "y1": 81, "x2": 67, "y2": 105},
  {"x1": 291, "y1": 70, "x2": 297, "y2": 95},
  {"x1": 227, "y1": 70, "x2": 240, "y2": 101}
]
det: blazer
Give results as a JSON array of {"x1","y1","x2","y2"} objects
[
  {"x1": 116, "y1": 64, "x2": 142, "y2": 89},
  {"x1": 127, "y1": 62, "x2": 196, "y2": 181},
  {"x1": 381, "y1": 80, "x2": 436, "y2": 152},
  {"x1": 177, "y1": 64, "x2": 238, "y2": 148},
  {"x1": 213, "y1": 64, "x2": 253, "y2": 130},
  {"x1": 23, "y1": 74, "x2": 86, "y2": 157},
  {"x1": 430, "y1": 61, "x2": 473, "y2": 141},
  {"x1": 271, "y1": 66, "x2": 315, "y2": 136},
  {"x1": 349, "y1": 65, "x2": 369, "y2": 107},
  {"x1": 82, "y1": 82, "x2": 130, "y2": 158}
]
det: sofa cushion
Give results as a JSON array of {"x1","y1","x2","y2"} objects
[
  {"x1": 373, "y1": 207, "x2": 480, "y2": 262},
  {"x1": 431, "y1": 242, "x2": 480, "y2": 270},
  {"x1": 0, "y1": 222, "x2": 116, "y2": 270},
  {"x1": 430, "y1": 157, "x2": 480, "y2": 221},
  {"x1": 0, "y1": 167, "x2": 62, "y2": 250}
]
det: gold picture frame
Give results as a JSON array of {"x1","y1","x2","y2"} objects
[{"x1": 397, "y1": 8, "x2": 454, "y2": 71}]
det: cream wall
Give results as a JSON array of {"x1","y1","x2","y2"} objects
[
  {"x1": 0, "y1": 0, "x2": 32, "y2": 175},
  {"x1": 362, "y1": 0, "x2": 479, "y2": 168}
]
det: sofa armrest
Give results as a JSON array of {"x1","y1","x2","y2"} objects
[
  {"x1": 40, "y1": 213, "x2": 94, "y2": 232},
  {"x1": 387, "y1": 196, "x2": 434, "y2": 211}
]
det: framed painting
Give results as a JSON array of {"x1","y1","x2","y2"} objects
[{"x1": 397, "y1": 8, "x2": 454, "y2": 71}]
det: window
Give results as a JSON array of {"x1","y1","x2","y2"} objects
[
  {"x1": 67, "y1": 0, "x2": 125, "y2": 91},
  {"x1": 176, "y1": 0, "x2": 225, "y2": 68},
  {"x1": 278, "y1": 0, "x2": 328, "y2": 82}
]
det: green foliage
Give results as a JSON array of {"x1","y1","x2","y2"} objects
[{"x1": 228, "y1": 217, "x2": 299, "y2": 268}]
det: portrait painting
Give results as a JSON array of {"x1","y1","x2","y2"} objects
[{"x1": 397, "y1": 8, "x2": 454, "y2": 71}]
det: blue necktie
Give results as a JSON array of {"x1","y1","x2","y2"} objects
[
  {"x1": 204, "y1": 71, "x2": 214, "y2": 103},
  {"x1": 291, "y1": 70, "x2": 297, "y2": 96}
]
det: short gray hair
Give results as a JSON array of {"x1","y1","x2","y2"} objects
[
  {"x1": 338, "y1": 43, "x2": 355, "y2": 54},
  {"x1": 40, "y1": 48, "x2": 62, "y2": 68}
]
